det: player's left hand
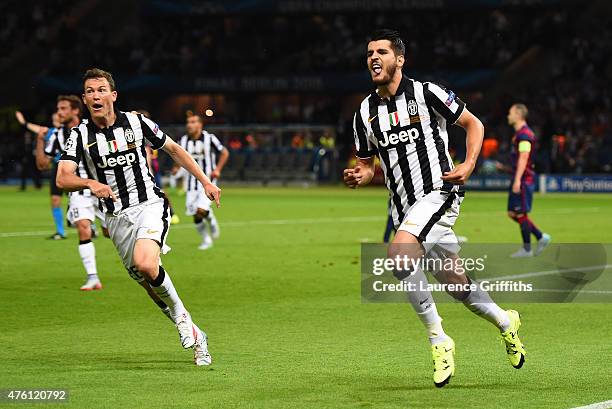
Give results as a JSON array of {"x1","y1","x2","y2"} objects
[
  {"x1": 211, "y1": 169, "x2": 221, "y2": 179},
  {"x1": 512, "y1": 180, "x2": 521, "y2": 194},
  {"x1": 204, "y1": 182, "x2": 221, "y2": 207},
  {"x1": 441, "y1": 162, "x2": 474, "y2": 185}
]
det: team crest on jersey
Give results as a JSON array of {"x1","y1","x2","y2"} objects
[
  {"x1": 388, "y1": 111, "x2": 400, "y2": 127},
  {"x1": 64, "y1": 136, "x2": 75, "y2": 151},
  {"x1": 407, "y1": 99, "x2": 418, "y2": 116},
  {"x1": 124, "y1": 128, "x2": 135, "y2": 143},
  {"x1": 107, "y1": 140, "x2": 119, "y2": 153}
]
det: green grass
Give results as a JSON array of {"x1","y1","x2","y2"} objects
[{"x1": 0, "y1": 186, "x2": 611, "y2": 409}]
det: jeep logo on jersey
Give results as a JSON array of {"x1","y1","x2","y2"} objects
[
  {"x1": 97, "y1": 152, "x2": 137, "y2": 168},
  {"x1": 124, "y1": 128, "x2": 135, "y2": 143},
  {"x1": 407, "y1": 99, "x2": 418, "y2": 116},
  {"x1": 379, "y1": 128, "x2": 421, "y2": 147}
]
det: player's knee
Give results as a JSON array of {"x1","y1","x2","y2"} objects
[
  {"x1": 439, "y1": 268, "x2": 471, "y2": 300},
  {"x1": 102, "y1": 227, "x2": 110, "y2": 238},
  {"x1": 197, "y1": 208, "x2": 209, "y2": 218},
  {"x1": 76, "y1": 221, "x2": 91, "y2": 240},
  {"x1": 193, "y1": 214, "x2": 203, "y2": 224},
  {"x1": 387, "y1": 245, "x2": 423, "y2": 281},
  {"x1": 132, "y1": 256, "x2": 158, "y2": 279},
  {"x1": 507, "y1": 211, "x2": 517, "y2": 220}
]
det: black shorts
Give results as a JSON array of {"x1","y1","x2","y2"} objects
[{"x1": 49, "y1": 163, "x2": 64, "y2": 196}]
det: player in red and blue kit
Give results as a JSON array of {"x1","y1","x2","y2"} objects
[{"x1": 506, "y1": 104, "x2": 550, "y2": 257}]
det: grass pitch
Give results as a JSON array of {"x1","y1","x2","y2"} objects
[{"x1": 0, "y1": 186, "x2": 611, "y2": 409}]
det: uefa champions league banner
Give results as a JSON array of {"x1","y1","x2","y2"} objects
[
  {"x1": 465, "y1": 176, "x2": 514, "y2": 191},
  {"x1": 539, "y1": 175, "x2": 612, "y2": 193},
  {"x1": 465, "y1": 175, "x2": 612, "y2": 192}
]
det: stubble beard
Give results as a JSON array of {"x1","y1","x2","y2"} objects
[{"x1": 373, "y1": 63, "x2": 397, "y2": 86}]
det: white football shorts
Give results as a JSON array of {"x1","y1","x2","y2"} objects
[{"x1": 106, "y1": 197, "x2": 171, "y2": 280}]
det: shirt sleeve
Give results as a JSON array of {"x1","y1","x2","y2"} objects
[
  {"x1": 44, "y1": 128, "x2": 55, "y2": 142},
  {"x1": 139, "y1": 114, "x2": 168, "y2": 150},
  {"x1": 423, "y1": 82, "x2": 466, "y2": 124},
  {"x1": 43, "y1": 131, "x2": 57, "y2": 156},
  {"x1": 353, "y1": 111, "x2": 377, "y2": 159},
  {"x1": 60, "y1": 128, "x2": 83, "y2": 164},
  {"x1": 210, "y1": 133, "x2": 225, "y2": 154}
]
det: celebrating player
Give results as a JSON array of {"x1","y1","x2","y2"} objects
[
  {"x1": 176, "y1": 111, "x2": 229, "y2": 250},
  {"x1": 35, "y1": 96, "x2": 106, "y2": 290},
  {"x1": 344, "y1": 30, "x2": 526, "y2": 387},
  {"x1": 505, "y1": 103, "x2": 551, "y2": 257},
  {"x1": 57, "y1": 68, "x2": 220, "y2": 366}
]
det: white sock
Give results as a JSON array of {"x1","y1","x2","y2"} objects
[
  {"x1": 195, "y1": 221, "x2": 211, "y2": 243},
  {"x1": 150, "y1": 267, "x2": 187, "y2": 321},
  {"x1": 207, "y1": 210, "x2": 219, "y2": 232},
  {"x1": 78, "y1": 241, "x2": 98, "y2": 279},
  {"x1": 462, "y1": 280, "x2": 510, "y2": 331},
  {"x1": 401, "y1": 266, "x2": 449, "y2": 344}
]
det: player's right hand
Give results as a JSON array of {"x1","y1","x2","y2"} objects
[
  {"x1": 88, "y1": 180, "x2": 117, "y2": 201},
  {"x1": 343, "y1": 166, "x2": 371, "y2": 188},
  {"x1": 204, "y1": 182, "x2": 221, "y2": 207}
]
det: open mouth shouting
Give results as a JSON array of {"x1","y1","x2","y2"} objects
[
  {"x1": 370, "y1": 61, "x2": 384, "y2": 79},
  {"x1": 91, "y1": 103, "x2": 104, "y2": 113}
]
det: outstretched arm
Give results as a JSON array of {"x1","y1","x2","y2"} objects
[
  {"x1": 162, "y1": 138, "x2": 221, "y2": 206},
  {"x1": 16, "y1": 111, "x2": 46, "y2": 135}
]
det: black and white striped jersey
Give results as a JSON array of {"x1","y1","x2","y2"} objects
[
  {"x1": 46, "y1": 124, "x2": 92, "y2": 197},
  {"x1": 353, "y1": 76, "x2": 466, "y2": 227},
  {"x1": 60, "y1": 111, "x2": 166, "y2": 213},
  {"x1": 44, "y1": 126, "x2": 69, "y2": 161},
  {"x1": 179, "y1": 130, "x2": 224, "y2": 191}
]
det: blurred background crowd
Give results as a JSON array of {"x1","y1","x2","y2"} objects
[{"x1": 1, "y1": 0, "x2": 610, "y2": 187}]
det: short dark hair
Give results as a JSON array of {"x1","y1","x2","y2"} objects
[
  {"x1": 57, "y1": 95, "x2": 83, "y2": 114},
  {"x1": 83, "y1": 68, "x2": 116, "y2": 91},
  {"x1": 368, "y1": 29, "x2": 405, "y2": 56}
]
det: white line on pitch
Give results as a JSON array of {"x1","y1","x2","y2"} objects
[
  {"x1": 0, "y1": 216, "x2": 385, "y2": 238},
  {"x1": 568, "y1": 400, "x2": 612, "y2": 409},
  {"x1": 0, "y1": 205, "x2": 606, "y2": 238},
  {"x1": 482, "y1": 264, "x2": 612, "y2": 281},
  {"x1": 529, "y1": 289, "x2": 612, "y2": 294},
  {"x1": 459, "y1": 206, "x2": 602, "y2": 216}
]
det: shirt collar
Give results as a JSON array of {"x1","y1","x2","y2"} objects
[
  {"x1": 370, "y1": 75, "x2": 408, "y2": 104},
  {"x1": 89, "y1": 109, "x2": 125, "y2": 132}
]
